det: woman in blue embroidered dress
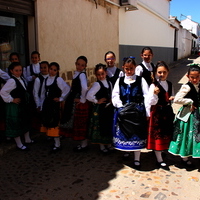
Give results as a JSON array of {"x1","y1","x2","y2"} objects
[{"x1": 112, "y1": 57, "x2": 149, "y2": 169}]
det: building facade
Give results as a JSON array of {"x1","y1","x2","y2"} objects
[
  {"x1": 0, "y1": 0, "x2": 35, "y2": 71},
  {"x1": 180, "y1": 16, "x2": 200, "y2": 54},
  {"x1": 0, "y1": 0, "x2": 197, "y2": 84},
  {"x1": 0, "y1": 0, "x2": 119, "y2": 85},
  {"x1": 119, "y1": 0, "x2": 177, "y2": 66}
]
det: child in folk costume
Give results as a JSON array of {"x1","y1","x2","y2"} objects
[
  {"x1": 9, "y1": 52, "x2": 20, "y2": 63},
  {"x1": 169, "y1": 65, "x2": 200, "y2": 167},
  {"x1": 60, "y1": 56, "x2": 90, "y2": 151},
  {"x1": 112, "y1": 57, "x2": 149, "y2": 169},
  {"x1": 42, "y1": 62, "x2": 70, "y2": 152},
  {"x1": 147, "y1": 61, "x2": 174, "y2": 169},
  {"x1": 24, "y1": 51, "x2": 41, "y2": 83},
  {"x1": 0, "y1": 52, "x2": 18, "y2": 140},
  {"x1": 33, "y1": 61, "x2": 49, "y2": 131},
  {"x1": 86, "y1": 63, "x2": 114, "y2": 153},
  {"x1": 135, "y1": 47, "x2": 154, "y2": 86},
  {"x1": 104, "y1": 51, "x2": 123, "y2": 87},
  {"x1": 24, "y1": 51, "x2": 41, "y2": 130},
  {"x1": 0, "y1": 68, "x2": 11, "y2": 139},
  {"x1": 126, "y1": 47, "x2": 153, "y2": 159},
  {"x1": 0, "y1": 62, "x2": 33, "y2": 150}
]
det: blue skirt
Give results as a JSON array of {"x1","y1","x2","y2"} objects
[{"x1": 112, "y1": 108, "x2": 147, "y2": 151}]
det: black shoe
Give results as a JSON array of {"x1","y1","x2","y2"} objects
[
  {"x1": 24, "y1": 140, "x2": 35, "y2": 145},
  {"x1": 181, "y1": 159, "x2": 195, "y2": 168},
  {"x1": 123, "y1": 152, "x2": 130, "y2": 160},
  {"x1": 100, "y1": 148, "x2": 109, "y2": 155},
  {"x1": 156, "y1": 161, "x2": 170, "y2": 170},
  {"x1": 17, "y1": 145, "x2": 30, "y2": 151},
  {"x1": 73, "y1": 145, "x2": 89, "y2": 152},
  {"x1": 107, "y1": 146, "x2": 115, "y2": 152},
  {"x1": 51, "y1": 146, "x2": 61, "y2": 153},
  {"x1": 133, "y1": 160, "x2": 141, "y2": 170}
]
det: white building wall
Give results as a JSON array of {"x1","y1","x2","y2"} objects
[
  {"x1": 119, "y1": 4, "x2": 174, "y2": 47},
  {"x1": 119, "y1": 0, "x2": 174, "y2": 64},
  {"x1": 181, "y1": 18, "x2": 198, "y2": 34},
  {"x1": 183, "y1": 29, "x2": 193, "y2": 56},
  {"x1": 139, "y1": 0, "x2": 170, "y2": 19},
  {"x1": 181, "y1": 18, "x2": 200, "y2": 51}
]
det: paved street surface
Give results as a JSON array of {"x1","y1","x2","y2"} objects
[{"x1": 0, "y1": 56, "x2": 200, "y2": 200}]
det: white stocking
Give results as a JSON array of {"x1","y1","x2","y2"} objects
[
  {"x1": 24, "y1": 132, "x2": 31, "y2": 143},
  {"x1": 14, "y1": 136, "x2": 23, "y2": 148},
  {"x1": 54, "y1": 137, "x2": 60, "y2": 147}
]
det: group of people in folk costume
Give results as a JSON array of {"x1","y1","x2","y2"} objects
[{"x1": 0, "y1": 48, "x2": 200, "y2": 170}]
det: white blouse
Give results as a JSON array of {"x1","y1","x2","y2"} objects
[
  {"x1": 86, "y1": 79, "x2": 112, "y2": 104},
  {"x1": 112, "y1": 75, "x2": 150, "y2": 116},
  {"x1": 0, "y1": 76, "x2": 27, "y2": 103},
  {"x1": 73, "y1": 71, "x2": 88, "y2": 103},
  {"x1": 33, "y1": 74, "x2": 49, "y2": 109},
  {"x1": 24, "y1": 63, "x2": 40, "y2": 82},
  {"x1": 0, "y1": 69, "x2": 10, "y2": 81},
  {"x1": 173, "y1": 84, "x2": 198, "y2": 105},
  {"x1": 148, "y1": 80, "x2": 174, "y2": 106},
  {"x1": 135, "y1": 61, "x2": 153, "y2": 76},
  {"x1": 45, "y1": 76, "x2": 70, "y2": 102}
]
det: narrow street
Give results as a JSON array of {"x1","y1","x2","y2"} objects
[{"x1": 0, "y1": 56, "x2": 200, "y2": 200}]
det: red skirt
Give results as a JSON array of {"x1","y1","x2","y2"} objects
[
  {"x1": 147, "y1": 105, "x2": 174, "y2": 151},
  {"x1": 60, "y1": 101, "x2": 91, "y2": 140}
]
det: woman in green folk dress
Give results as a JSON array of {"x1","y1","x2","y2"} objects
[
  {"x1": 0, "y1": 62, "x2": 33, "y2": 150},
  {"x1": 168, "y1": 65, "x2": 200, "y2": 167},
  {"x1": 86, "y1": 64, "x2": 114, "y2": 154}
]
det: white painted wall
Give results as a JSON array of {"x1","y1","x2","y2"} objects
[
  {"x1": 139, "y1": 0, "x2": 170, "y2": 19},
  {"x1": 178, "y1": 28, "x2": 192, "y2": 59},
  {"x1": 181, "y1": 18, "x2": 198, "y2": 34},
  {"x1": 169, "y1": 17, "x2": 193, "y2": 59},
  {"x1": 181, "y1": 18, "x2": 200, "y2": 50},
  {"x1": 119, "y1": 0, "x2": 174, "y2": 48}
]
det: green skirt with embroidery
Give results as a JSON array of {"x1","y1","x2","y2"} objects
[
  {"x1": 168, "y1": 107, "x2": 200, "y2": 158},
  {"x1": 5, "y1": 101, "x2": 31, "y2": 138},
  {"x1": 88, "y1": 104, "x2": 113, "y2": 145}
]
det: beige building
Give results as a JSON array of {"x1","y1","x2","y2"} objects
[{"x1": 36, "y1": 0, "x2": 119, "y2": 84}]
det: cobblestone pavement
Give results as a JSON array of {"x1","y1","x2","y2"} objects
[
  {"x1": 0, "y1": 135, "x2": 200, "y2": 200},
  {"x1": 0, "y1": 56, "x2": 200, "y2": 200}
]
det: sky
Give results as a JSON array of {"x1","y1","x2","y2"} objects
[{"x1": 170, "y1": 0, "x2": 200, "y2": 23}]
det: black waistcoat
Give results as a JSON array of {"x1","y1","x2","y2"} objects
[
  {"x1": 45, "y1": 76, "x2": 61, "y2": 99},
  {"x1": 139, "y1": 63, "x2": 154, "y2": 86},
  {"x1": 184, "y1": 82, "x2": 200, "y2": 107},
  {"x1": 10, "y1": 76, "x2": 27, "y2": 103},
  {"x1": 107, "y1": 68, "x2": 121, "y2": 87},
  {"x1": 119, "y1": 76, "x2": 144, "y2": 105},
  {"x1": 29, "y1": 64, "x2": 39, "y2": 76},
  {"x1": 70, "y1": 72, "x2": 86, "y2": 99},
  {"x1": 155, "y1": 80, "x2": 172, "y2": 106},
  {"x1": 37, "y1": 74, "x2": 46, "y2": 98},
  {"x1": 95, "y1": 79, "x2": 112, "y2": 103}
]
